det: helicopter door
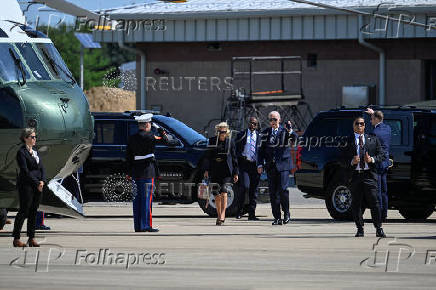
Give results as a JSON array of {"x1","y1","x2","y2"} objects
[{"x1": 0, "y1": 87, "x2": 24, "y2": 199}]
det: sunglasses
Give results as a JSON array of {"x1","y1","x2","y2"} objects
[
  {"x1": 354, "y1": 122, "x2": 365, "y2": 126},
  {"x1": 28, "y1": 135, "x2": 37, "y2": 139},
  {"x1": 249, "y1": 122, "x2": 258, "y2": 125},
  {"x1": 269, "y1": 118, "x2": 278, "y2": 122},
  {"x1": 219, "y1": 131, "x2": 227, "y2": 134}
]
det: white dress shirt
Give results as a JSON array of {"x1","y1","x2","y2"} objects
[{"x1": 353, "y1": 133, "x2": 373, "y2": 170}]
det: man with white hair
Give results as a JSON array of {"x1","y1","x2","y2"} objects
[{"x1": 257, "y1": 111, "x2": 297, "y2": 225}]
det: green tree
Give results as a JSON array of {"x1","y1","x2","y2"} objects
[{"x1": 38, "y1": 25, "x2": 135, "y2": 90}]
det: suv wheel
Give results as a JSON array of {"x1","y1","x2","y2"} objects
[
  {"x1": 325, "y1": 181, "x2": 353, "y2": 220},
  {"x1": 198, "y1": 185, "x2": 239, "y2": 217},
  {"x1": 399, "y1": 205, "x2": 434, "y2": 220}
]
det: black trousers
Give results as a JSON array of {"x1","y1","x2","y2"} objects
[
  {"x1": 350, "y1": 171, "x2": 382, "y2": 230},
  {"x1": 12, "y1": 183, "x2": 42, "y2": 239},
  {"x1": 0, "y1": 208, "x2": 7, "y2": 230},
  {"x1": 267, "y1": 166, "x2": 290, "y2": 220},
  {"x1": 237, "y1": 159, "x2": 260, "y2": 216}
]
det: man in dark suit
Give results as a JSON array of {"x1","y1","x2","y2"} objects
[
  {"x1": 257, "y1": 111, "x2": 297, "y2": 225},
  {"x1": 366, "y1": 108, "x2": 392, "y2": 221},
  {"x1": 235, "y1": 116, "x2": 261, "y2": 220},
  {"x1": 344, "y1": 116, "x2": 387, "y2": 237}
]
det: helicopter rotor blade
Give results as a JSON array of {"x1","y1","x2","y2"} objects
[{"x1": 31, "y1": 0, "x2": 106, "y2": 22}]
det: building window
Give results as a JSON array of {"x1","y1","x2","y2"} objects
[{"x1": 307, "y1": 54, "x2": 317, "y2": 68}]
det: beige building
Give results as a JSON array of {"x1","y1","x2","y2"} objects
[{"x1": 94, "y1": 0, "x2": 436, "y2": 133}]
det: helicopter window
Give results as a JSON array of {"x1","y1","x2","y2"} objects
[
  {"x1": 0, "y1": 44, "x2": 30, "y2": 83},
  {"x1": 36, "y1": 43, "x2": 75, "y2": 84},
  {"x1": 0, "y1": 29, "x2": 7, "y2": 38},
  {"x1": 0, "y1": 87, "x2": 24, "y2": 129},
  {"x1": 16, "y1": 43, "x2": 51, "y2": 80}
]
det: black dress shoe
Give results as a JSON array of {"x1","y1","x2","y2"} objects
[
  {"x1": 272, "y1": 219, "x2": 282, "y2": 225},
  {"x1": 248, "y1": 216, "x2": 259, "y2": 221},
  {"x1": 283, "y1": 215, "x2": 291, "y2": 224},
  {"x1": 355, "y1": 229, "x2": 364, "y2": 237},
  {"x1": 236, "y1": 215, "x2": 242, "y2": 219},
  {"x1": 145, "y1": 228, "x2": 159, "y2": 232},
  {"x1": 376, "y1": 228, "x2": 386, "y2": 238}
]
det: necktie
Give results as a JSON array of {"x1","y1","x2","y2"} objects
[
  {"x1": 271, "y1": 129, "x2": 277, "y2": 143},
  {"x1": 249, "y1": 132, "x2": 256, "y2": 160},
  {"x1": 359, "y1": 135, "x2": 365, "y2": 169}
]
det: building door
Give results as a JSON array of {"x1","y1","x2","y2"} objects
[{"x1": 425, "y1": 60, "x2": 436, "y2": 100}]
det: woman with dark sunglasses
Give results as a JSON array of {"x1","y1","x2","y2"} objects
[
  {"x1": 203, "y1": 122, "x2": 238, "y2": 225},
  {"x1": 12, "y1": 128, "x2": 46, "y2": 247}
]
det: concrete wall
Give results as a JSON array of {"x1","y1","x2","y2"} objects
[{"x1": 134, "y1": 39, "x2": 436, "y2": 132}]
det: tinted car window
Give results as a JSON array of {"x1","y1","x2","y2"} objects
[
  {"x1": 94, "y1": 121, "x2": 126, "y2": 145},
  {"x1": 384, "y1": 119, "x2": 402, "y2": 146},
  {"x1": 153, "y1": 115, "x2": 206, "y2": 145},
  {"x1": 306, "y1": 117, "x2": 354, "y2": 137}
]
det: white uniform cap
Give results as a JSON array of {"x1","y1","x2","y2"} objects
[{"x1": 134, "y1": 113, "x2": 153, "y2": 123}]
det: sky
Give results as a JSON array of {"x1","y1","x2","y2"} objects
[{"x1": 18, "y1": 0, "x2": 147, "y2": 26}]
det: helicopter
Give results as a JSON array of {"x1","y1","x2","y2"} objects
[{"x1": 0, "y1": 0, "x2": 93, "y2": 225}]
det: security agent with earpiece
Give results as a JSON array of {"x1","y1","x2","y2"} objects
[{"x1": 126, "y1": 113, "x2": 170, "y2": 232}]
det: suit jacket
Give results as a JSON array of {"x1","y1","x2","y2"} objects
[
  {"x1": 16, "y1": 145, "x2": 46, "y2": 188},
  {"x1": 257, "y1": 126, "x2": 298, "y2": 172},
  {"x1": 203, "y1": 136, "x2": 239, "y2": 176},
  {"x1": 371, "y1": 122, "x2": 392, "y2": 172},
  {"x1": 235, "y1": 129, "x2": 261, "y2": 166},
  {"x1": 342, "y1": 133, "x2": 386, "y2": 176}
]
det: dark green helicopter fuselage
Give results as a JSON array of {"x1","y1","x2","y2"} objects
[{"x1": 0, "y1": 40, "x2": 93, "y2": 217}]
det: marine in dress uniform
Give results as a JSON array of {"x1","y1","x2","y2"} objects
[{"x1": 126, "y1": 113, "x2": 168, "y2": 232}]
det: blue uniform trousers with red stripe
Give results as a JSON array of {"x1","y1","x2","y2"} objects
[{"x1": 133, "y1": 178, "x2": 154, "y2": 231}]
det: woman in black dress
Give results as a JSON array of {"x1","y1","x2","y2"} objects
[
  {"x1": 12, "y1": 128, "x2": 45, "y2": 247},
  {"x1": 203, "y1": 122, "x2": 238, "y2": 225}
]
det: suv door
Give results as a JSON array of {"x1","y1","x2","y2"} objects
[
  {"x1": 381, "y1": 112, "x2": 413, "y2": 203},
  {"x1": 411, "y1": 113, "x2": 436, "y2": 199}
]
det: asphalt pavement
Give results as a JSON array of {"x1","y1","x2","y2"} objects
[{"x1": 0, "y1": 188, "x2": 435, "y2": 289}]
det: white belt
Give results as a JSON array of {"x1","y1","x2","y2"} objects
[{"x1": 134, "y1": 154, "x2": 155, "y2": 160}]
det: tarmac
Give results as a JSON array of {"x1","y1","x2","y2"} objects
[{"x1": 0, "y1": 188, "x2": 435, "y2": 289}]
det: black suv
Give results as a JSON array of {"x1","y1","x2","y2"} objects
[{"x1": 295, "y1": 107, "x2": 436, "y2": 220}]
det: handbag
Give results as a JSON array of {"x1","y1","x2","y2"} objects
[{"x1": 197, "y1": 179, "x2": 210, "y2": 207}]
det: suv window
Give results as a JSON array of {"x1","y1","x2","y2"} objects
[
  {"x1": 306, "y1": 117, "x2": 354, "y2": 138},
  {"x1": 384, "y1": 119, "x2": 402, "y2": 146},
  {"x1": 95, "y1": 121, "x2": 126, "y2": 145}
]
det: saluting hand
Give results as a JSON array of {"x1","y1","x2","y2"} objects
[{"x1": 37, "y1": 181, "x2": 44, "y2": 192}]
